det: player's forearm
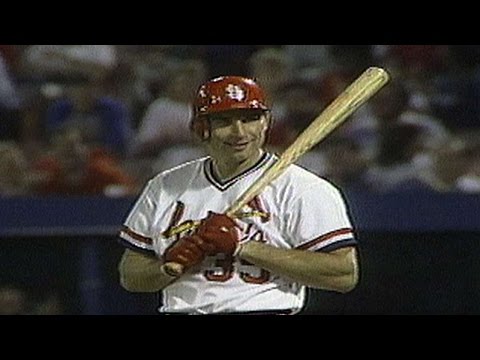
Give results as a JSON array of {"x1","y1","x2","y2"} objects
[
  {"x1": 118, "y1": 250, "x2": 178, "y2": 292},
  {"x1": 238, "y1": 242, "x2": 359, "y2": 293}
]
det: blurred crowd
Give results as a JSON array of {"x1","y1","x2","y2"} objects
[
  {"x1": 0, "y1": 284, "x2": 64, "y2": 315},
  {"x1": 1, "y1": 44, "x2": 480, "y2": 197}
]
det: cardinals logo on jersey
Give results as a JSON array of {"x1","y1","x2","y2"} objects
[{"x1": 163, "y1": 197, "x2": 272, "y2": 284}]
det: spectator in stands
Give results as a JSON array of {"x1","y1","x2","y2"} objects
[
  {"x1": 431, "y1": 46, "x2": 480, "y2": 130},
  {"x1": 307, "y1": 45, "x2": 374, "y2": 107},
  {"x1": 364, "y1": 123, "x2": 436, "y2": 192},
  {"x1": 21, "y1": 45, "x2": 117, "y2": 82},
  {"x1": 45, "y1": 80, "x2": 133, "y2": 158},
  {"x1": 248, "y1": 48, "x2": 294, "y2": 148},
  {"x1": 30, "y1": 291, "x2": 65, "y2": 315},
  {"x1": 248, "y1": 47, "x2": 293, "y2": 114},
  {"x1": 283, "y1": 45, "x2": 336, "y2": 79},
  {"x1": 0, "y1": 141, "x2": 31, "y2": 196},
  {"x1": 204, "y1": 45, "x2": 259, "y2": 78},
  {"x1": 118, "y1": 46, "x2": 180, "y2": 128},
  {"x1": 131, "y1": 59, "x2": 207, "y2": 158},
  {"x1": 266, "y1": 77, "x2": 324, "y2": 150},
  {"x1": 31, "y1": 124, "x2": 138, "y2": 196},
  {"x1": 0, "y1": 45, "x2": 20, "y2": 70},
  {"x1": 0, "y1": 285, "x2": 28, "y2": 315},
  {"x1": 417, "y1": 135, "x2": 480, "y2": 193},
  {"x1": 387, "y1": 45, "x2": 449, "y2": 76},
  {"x1": 330, "y1": 45, "x2": 374, "y2": 73},
  {"x1": 455, "y1": 138, "x2": 480, "y2": 192},
  {"x1": 388, "y1": 45, "x2": 450, "y2": 115},
  {"x1": 0, "y1": 53, "x2": 22, "y2": 141},
  {"x1": 320, "y1": 136, "x2": 373, "y2": 192},
  {"x1": 342, "y1": 81, "x2": 450, "y2": 160}
]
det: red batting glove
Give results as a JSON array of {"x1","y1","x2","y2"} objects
[
  {"x1": 164, "y1": 235, "x2": 215, "y2": 270},
  {"x1": 195, "y1": 212, "x2": 240, "y2": 256}
]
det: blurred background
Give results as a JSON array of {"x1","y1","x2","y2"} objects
[{"x1": 1, "y1": 45, "x2": 480, "y2": 315}]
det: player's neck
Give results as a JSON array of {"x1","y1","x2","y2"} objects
[{"x1": 212, "y1": 149, "x2": 265, "y2": 181}]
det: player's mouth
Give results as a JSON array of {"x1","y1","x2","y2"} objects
[{"x1": 224, "y1": 141, "x2": 250, "y2": 151}]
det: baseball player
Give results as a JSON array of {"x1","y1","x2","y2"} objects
[{"x1": 118, "y1": 76, "x2": 359, "y2": 315}]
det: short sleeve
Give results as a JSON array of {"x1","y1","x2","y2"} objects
[
  {"x1": 118, "y1": 180, "x2": 159, "y2": 256},
  {"x1": 285, "y1": 181, "x2": 357, "y2": 253}
]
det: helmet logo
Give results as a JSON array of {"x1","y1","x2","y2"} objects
[
  {"x1": 210, "y1": 95, "x2": 221, "y2": 104},
  {"x1": 225, "y1": 84, "x2": 246, "y2": 102}
]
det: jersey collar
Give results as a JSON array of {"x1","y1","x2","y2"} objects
[{"x1": 204, "y1": 152, "x2": 273, "y2": 191}]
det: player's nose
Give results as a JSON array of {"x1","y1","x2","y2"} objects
[{"x1": 230, "y1": 119, "x2": 246, "y2": 135}]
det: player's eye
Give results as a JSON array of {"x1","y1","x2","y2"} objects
[
  {"x1": 211, "y1": 117, "x2": 231, "y2": 127},
  {"x1": 210, "y1": 113, "x2": 262, "y2": 127},
  {"x1": 241, "y1": 114, "x2": 262, "y2": 123}
]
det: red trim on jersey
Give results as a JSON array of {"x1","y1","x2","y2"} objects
[
  {"x1": 295, "y1": 228, "x2": 353, "y2": 250},
  {"x1": 247, "y1": 196, "x2": 270, "y2": 223},
  {"x1": 120, "y1": 226, "x2": 153, "y2": 245},
  {"x1": 164, "y1": 201, "x2": 185, "y2": 235}
]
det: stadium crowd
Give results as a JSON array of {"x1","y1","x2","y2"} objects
[{"x1": 1, "y1": 44, "x2": 480, "y2": 197}]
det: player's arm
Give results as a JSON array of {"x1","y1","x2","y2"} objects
[
  {"x1": 192, "y1": 211, "x2": 359, "y2": 293},
  {"x1": 238, "y1": 181, "x2": 359, "y2": 293},
  {"x1": 118, "y1": 249, "x2": 179, "y2": 292},
  {"x1": 118, "y1": 180, "x2": 186, "y2": 293},
  {"x1": 119, "y1": 233, "x2": 215, "y2": 292},
  {"x1": 238, "y1": 242, "x2": 359, "y2": 293}
]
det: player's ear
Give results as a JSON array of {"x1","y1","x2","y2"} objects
[
  {"x1": 262, "y1": 110, "x2": 273, "y2": 141},
  {"x1": 190, "y1": 116, "x2": 210, "y2": 142},
  {"x1": 264, "y1": 110, "x2": 273, "y2": 127}
]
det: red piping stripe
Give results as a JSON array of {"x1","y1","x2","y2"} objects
[
  {"x1": 296, "y1": 228, "x2": 353, "y2": 250},
  {"x1": 120, "y1": 226, "x2": 153, "y2": 245}
]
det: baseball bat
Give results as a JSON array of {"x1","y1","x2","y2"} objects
[{"x1": 163, "y1": 66, "x2": 390, "y2": 276}]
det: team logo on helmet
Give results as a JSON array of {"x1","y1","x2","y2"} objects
[
  {"x1": 192, "y1": 76, "x2": 270, "y2": 140},
  {"x1": 210, "y1": 95, "x2": 222, "y2": 104},
  {"x1": 225, "y1": 84, "x2": 246, "y2": 102}
]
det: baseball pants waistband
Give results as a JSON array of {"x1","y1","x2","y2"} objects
[{"x1": 160, "y1": 309, "x2": 296, "y2": 315}]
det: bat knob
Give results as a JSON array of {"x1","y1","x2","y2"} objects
[{"x1": 163, "y1": 262, "x2": 184, "y2": 277}]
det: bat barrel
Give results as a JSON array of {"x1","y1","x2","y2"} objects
[
  {"x1": 163, "y1": 66, "x2": 390, "y2": 276},
  {"x1": 226, "y1": 67, "x2": 390, "y2": 216}
]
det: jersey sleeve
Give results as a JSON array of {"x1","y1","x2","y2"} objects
[
  {"x1": 118, "y1": 179, "x2": 159, "y2": 256},
  {"x1": 285, "y1": 181, "x2": 357, "y2": 252}
]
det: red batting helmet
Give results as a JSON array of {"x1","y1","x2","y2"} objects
[{"x1": 191, "y1": 76, "x2": 270, "y2": 140}]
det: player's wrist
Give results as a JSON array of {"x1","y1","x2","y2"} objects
[
  {"x1": 234, "y1": 240, "x2": 255, "y2": 258},
  {"x1": 236, "y1": 241, "x2": 268, "y2": 260},
  {"x1": 233, "y1": 242, "x2": 244, "y2": 257}
]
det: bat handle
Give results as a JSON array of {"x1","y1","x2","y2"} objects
[{"x1": 161, "y1": 213, "x2": 240, "y2": 277}]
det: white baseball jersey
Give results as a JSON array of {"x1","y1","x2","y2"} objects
[{"x1": 118, "y1": 152, "x2": 357, "y2": 314}]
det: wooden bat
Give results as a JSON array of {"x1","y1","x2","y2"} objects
[{"x1": 162, "y1": 66, "x2": 390, "y2": 276}]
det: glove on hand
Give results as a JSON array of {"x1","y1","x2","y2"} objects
[
  {"x1": 195, "y1": 212, "x2": 240, "y2": 256},
  {"x1": 164, "y1": 235, "x2": 215, "y2": 269}
]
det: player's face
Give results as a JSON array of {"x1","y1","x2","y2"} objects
[{"x1": 206, "y1": 110, "x2": 269, "y2": 165}]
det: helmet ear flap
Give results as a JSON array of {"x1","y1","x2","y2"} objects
[{"x1": 190, "y1": 116, "x2": 210, "y2": 141}]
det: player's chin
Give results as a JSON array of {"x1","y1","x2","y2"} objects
[
  {"x1": 229, "y1": 144, "x2": 257, "y2": 160},
  {"x1": 224, "y1": 150, "x2": 247, "y2": 164},
  {"x1": 219, "y1": 140, "x2": 263, "y2": 163}
]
